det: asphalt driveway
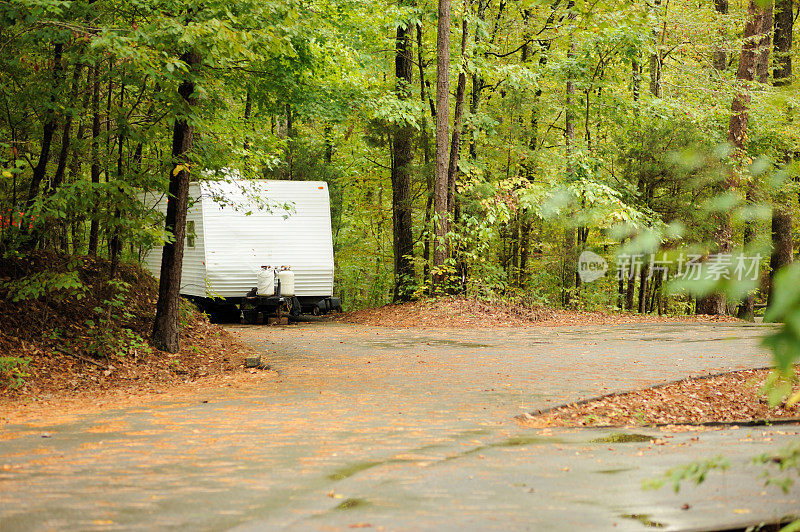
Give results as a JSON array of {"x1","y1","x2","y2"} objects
[{"x1": 1, "y1": 322, "x2": 798, "y2": 530}]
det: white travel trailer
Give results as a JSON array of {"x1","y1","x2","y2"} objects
[{"x1": 140, "y1": 179, "x2": 340, "y2": 321}]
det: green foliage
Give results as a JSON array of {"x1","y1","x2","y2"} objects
[
  {"x1": 0, "y1": 356, "x2": 30, "y2": 389},
  {"x1": 643, "y1": 456, "x2": 730, "y2": 493},
  {"x1": 81, "y1": 278, "x2": 153, "y2": 358},
  {"x1": 0, "y1": 270, "x2": 85, "y2": 302},
  {"x1": 754, "y1": 443, "x2": 800, "y2": 494},
  {"x1": 83, "y1": 324, "x2": 153, "y2": 359}
]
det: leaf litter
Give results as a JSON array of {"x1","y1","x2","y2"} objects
[
  {"x1": 518, "y1": 368, "x2": 800, "y2": 428},
  {"x1": 335, "y1": 295, "x2": 739, "y2": 328},
  {"x1": 0, "y1": 252, "x2": 264, "y2": 421}
]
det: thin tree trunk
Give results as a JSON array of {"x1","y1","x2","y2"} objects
[
  {"x1": 447, "y1": 8, "x2": 468, "y2": 220},
  {"x1": 768, "y1": 0, "x2": 794, "y2": 308},
  {"x1": 756, "y1": 3, "x2": 774, "y2": 83},
  {"x1": 649, "y1": 0, "x2": 663, "y2": 97},
  {"x1": 737, "y1": 209, "x2": 757, "y2": 320},
  {"x1": 562, "y1": 1, "x2": 576, "y2": 307},
  {"x1": 27, "y1": 43, "x2": 64, "y2": 211},
  {"x1": 417, "y1": 23, "x2": 435, "y2": 288},
  {"x1": 324, "y1": 125, "x2": 343, "y2": 256},
  {"x1": 67, "y1": 63, "x2": 94, "y2": 255},
  {"x1": 110, "y1": 77, "x2": 126, "y2": 278},
  {"x1": 625, "y1": 270, "x2": 636, "y2": 310},
  {"x1": 243, "y1": 90, "x2": 252, "y2": 152},
  {"x1": 391, "y1": 22, "x2": 415, "y2": 301},
  {"x1": 773, "y1": 0, "x2": 793, "y2": 85},
  {"x1": 562, "y1": 228, "x2": 576, "y2": 308},
  {"x1": 769, "y1": 207, "x2": 794, "y2": 305},
  {"x1": 618, "y1": 239, "x2": 626, "y2": 308},
  {"x1": 51, "y1": 61, "x2": 84, "y2": 195},
  {"x1": 88, "y1": 61, "x2": 102, "y2": 256},
  {"x1": 432, "y1": 0, "x2": 451, "y2": 290},
  {"x1": 152, "y1": 51, "x2": 201, "y2": 353},
  {"x1": 713, "y1": 0, "x2": 730, "y2": 71}
]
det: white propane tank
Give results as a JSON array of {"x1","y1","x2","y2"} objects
[
  {"x1": 278, "y1": 267, "x2": 295, "y2": 297},
  {"x1": 257, "y1": 266, "x2": 275, "y2": 296}
]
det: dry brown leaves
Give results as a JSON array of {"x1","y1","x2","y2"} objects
[
  {"x1": 335, "y1": 295, "x2": 740, "y2": 329},
  {"x1": 519, "y1": 368, "x2": 800, "y2": 428},
  {"x1": 0, "y1": 252, "x2": 261, "y2": 408}
]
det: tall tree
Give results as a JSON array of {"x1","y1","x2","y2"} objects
[
  {"x1": 391, "y1": 18, "x2": 415, "y2": 301},
  {"x1": 432, "y1": 0, "x2": 451, "y2": 290},
  {"x1": 700, "y1": 0, "x2": 768, "y2": 315},
  {"x1": 773, "y1": 0, "x2": 793, "y2": 84},
  {"x1": 739, "y1": 1, "x2": 773, "y2": 320},
  {"x1": 88, "y1": 62, "x2": 102, "y2": 256},
  {"x1": 713, "y1": 0, "x2": 730, "y2": 71},
  {"x1": 769, "y1": 0, "x2": 794, "y2": 306},
  {"x1": 26, "y1": 43, "x2": 63, "y2": 213},
  {"x1": 649, "y1": 0, "x2": 663, "y2": 97},
  {"x1": 562, "y1": 0, "x2": 577, "y2": 308},
  {"x1": 447, "y1": 2, "x2": 468, "y2": 220},
  {"x1": 151, "y1": 50, "x2": 201, "y2": 353}
]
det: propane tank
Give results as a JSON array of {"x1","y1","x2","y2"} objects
[
  {"x1": 257, "y1": 266, "x2": 274, "y2": 296},
  {"x1": 277, "y1": 266, "x2": 295, "y2": 297}
]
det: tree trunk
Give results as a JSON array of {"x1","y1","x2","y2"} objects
[
  {"x1": 773, "y1": 0, "x2": 793, "y2": 85},
  {"x1": 26, "y1": 43, "x2": 64, "y2": 212},
  {"x1": 152, "y1": 51, "x2": 201, "y2": 353},
  {"x1": 324, "y1": 125, "x2": 343, "y2": 255},
  {"x1": 756, "y1": 3, "x2": 774, "y2": 83},
  {"x1": 391, "y1": 23, "x2": 415, "y2": 302},
  {"x1": 638, "y1": 263, "x2": 649, "y2": 314},
  {"x1": 562, "y1": 1, "x2": 576, "y2": 306},
  {"x1": 51, "y1": 62, "x2": 84, "y2": 194},
  {"x1": 769, "y1": 207, "x2": 794, "y2": 305},
  {"x1": 447, "y1": 13, "x2": 468, "y2": 220},
  {"x1": 713, "y1": 0, "x2": 729, "y2": 71},
  {"x1": 700, "y1": 0, "x2": 766, "y2": 315},
  {"x1": 432, "y1": 0, "x2": 451, "y2": 290},
  {"x1": 649, "y1": 0, "x2": 663, "y2": 97},
  {"x1": 88, "y1": 61, "x2": 102, "y2": 256},
  {"x1": 417, "y1": 23, "x2": 435, "y2": 288},
  {"x1": 625, "y1": 270, "x2": 636, "y2": 310},
  {"x1": 467, "y1": 0, "x2": 488, "y2": 161},
  {"x1": 768, "y1": 0, "x2": 794, "y2": 308},
  {"x1": 737, "y1": 212, "x2": 757, "y2": 320},
  {"x1": 243, "y1": 90, "x2": 252, "y2": 152},
  {"x1": 67, "y1": 63, "x2": 94, "y2": 255},
  {"x1": 109, "y1": 78, "x2": 126, "y2": 278},
  {"x1": 740, "y1": 4, "x2": 773, "y2": 320},
  {"x1": 562, "y1": 228, "x2": 576, "y2": 308}
]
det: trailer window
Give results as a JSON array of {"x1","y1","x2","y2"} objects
[{"x1": 187, "y1": 221, "x2": 195, "y2": 248}]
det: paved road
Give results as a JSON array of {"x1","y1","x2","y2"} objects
[{"x1": 1, "y1": 322, "x2": 798, "y2": 530}]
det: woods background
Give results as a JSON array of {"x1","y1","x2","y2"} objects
[{"x1": 1, "y1": 0, "x2": 798, "y2": 326}]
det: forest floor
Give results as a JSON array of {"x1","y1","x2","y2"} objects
[
  {"x1": 335, "y1": 295, "x2": 740, "y2": 328},
  {"x1": 0, "y1": 253, "x2": 261, "y2": 414},
  {"x1": 518, "y1": 367, "x2": 800, "y2": 428}
]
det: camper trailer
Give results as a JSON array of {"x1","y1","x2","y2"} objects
[{"x1": 140, "y1": 179, "x2": 341, "y2": 322}]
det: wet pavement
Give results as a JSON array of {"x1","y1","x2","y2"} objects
[{"x1": 1, "y1": 322, "x2": 798, "y2": 530}]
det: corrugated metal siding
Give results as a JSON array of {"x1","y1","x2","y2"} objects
[
  {"x1": 202, "y1": 180, "x2": 334, "y2": 298},
  {"x1": 139, "y1": 184, "x2": 207, "y2": 298}
]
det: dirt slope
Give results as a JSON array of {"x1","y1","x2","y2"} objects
[{"x1": 0, "y1": 252, "x2": 258, "y2": 400}]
